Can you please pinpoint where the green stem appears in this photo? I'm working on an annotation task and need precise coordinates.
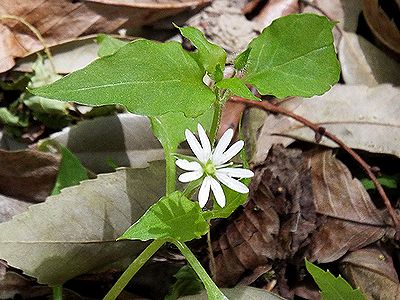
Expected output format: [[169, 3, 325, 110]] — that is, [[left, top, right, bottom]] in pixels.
[[209, 101, 222, 145], [174, 241, 227, 300], [52, 285, 62, 300], [103, 239, 166, 300], [165, 150, 176, 195]]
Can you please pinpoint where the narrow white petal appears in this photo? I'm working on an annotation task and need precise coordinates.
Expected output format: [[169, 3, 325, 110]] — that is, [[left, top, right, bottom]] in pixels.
[[216, 167, 254, 178], [178, 170, 203, 183], [212, 128, 233, 164], [210, 177, 226, 207], [185, 129, 205, 162], [176, 159, 202, 171], [198, 176, 212, 208], [215, 140, 244, 165], [197, 124, 211, 162], [216, 173, 249, 193]]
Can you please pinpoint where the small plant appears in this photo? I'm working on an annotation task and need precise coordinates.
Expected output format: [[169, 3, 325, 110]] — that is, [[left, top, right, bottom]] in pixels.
[[31, 14, 340, 299]]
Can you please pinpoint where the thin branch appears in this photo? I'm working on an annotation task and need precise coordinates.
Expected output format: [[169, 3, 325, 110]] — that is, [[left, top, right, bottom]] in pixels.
[[231, 96, 400, 236]]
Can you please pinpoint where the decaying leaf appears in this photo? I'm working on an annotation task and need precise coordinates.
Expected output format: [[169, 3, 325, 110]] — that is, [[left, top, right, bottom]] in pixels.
[[254, 84, 400, 164], [340, 246, 400, 299], [0, 162, 165, 285], [339, 32, 400, 86], [49, 113, 164, 173], [0, 194, 31, 223], [212, 146, 391, 288], [212, 145, 315, 286], [179, 286, 285, 299], [0, 149, 59, 202], [0, 0, 211, 72], [0, 271, 51, 299]]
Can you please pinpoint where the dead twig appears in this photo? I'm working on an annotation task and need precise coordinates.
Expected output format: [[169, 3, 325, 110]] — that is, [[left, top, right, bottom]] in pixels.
[[231, 95, 400, 237]]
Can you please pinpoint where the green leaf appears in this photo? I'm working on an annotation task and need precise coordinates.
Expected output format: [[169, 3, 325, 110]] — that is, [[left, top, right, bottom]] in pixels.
[[361, 174, 398, 190], [166, 265, 204, 300], [176, 25, 226, 78], [31, 40, 216, 117], [305, 259, 365, 300], [234, 48, 251, 70], [216, 78, 260, 101], [97, 34, 128, 57], [119, 191, 209, 242], [0, 108, 26, 127], [150, 110, 213, 154], [39, 142, 89, 195], [243, 14, 340, 98]]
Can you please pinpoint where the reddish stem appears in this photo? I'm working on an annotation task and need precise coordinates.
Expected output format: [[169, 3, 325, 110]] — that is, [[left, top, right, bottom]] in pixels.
[[231, 96, 400, 236]]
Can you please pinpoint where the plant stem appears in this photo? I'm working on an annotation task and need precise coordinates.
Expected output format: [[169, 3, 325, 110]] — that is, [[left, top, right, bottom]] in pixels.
[[231, 96, 400, 237], [174, 240, 227, 300], [165, 150, 176, 195], [209, 101, 222, 145], [103, 239, 166, 300], [52, 285, 62, 300]]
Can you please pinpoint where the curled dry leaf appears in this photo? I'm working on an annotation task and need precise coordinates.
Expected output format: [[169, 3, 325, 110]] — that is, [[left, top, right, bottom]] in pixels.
[[340, 246, 400, 299], [0, 162, 165, 285], [339, 32, 400, 86], [0, 149, 59, 202], [0, 0, 210, 72], [254, 84, 400, 164], [212, 147, 391, 287], [49, 113, 164, 173], [253, 0, 299, 31], [305, 150, 390, 263]]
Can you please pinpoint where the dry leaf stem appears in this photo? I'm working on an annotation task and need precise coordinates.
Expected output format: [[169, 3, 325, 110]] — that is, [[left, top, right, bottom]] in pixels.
[[231, 95, 400, 236]]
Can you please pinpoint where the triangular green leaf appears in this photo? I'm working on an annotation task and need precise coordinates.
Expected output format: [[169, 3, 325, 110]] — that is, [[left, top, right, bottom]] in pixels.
[[176, 25, 226, 78], [120, 191, 209, 242], [243, 14, 340, 98], [234, 48, 251, 71], [305, 259, 365, 300], [31, 40, 216, 117], [216, 78, 260, 101]]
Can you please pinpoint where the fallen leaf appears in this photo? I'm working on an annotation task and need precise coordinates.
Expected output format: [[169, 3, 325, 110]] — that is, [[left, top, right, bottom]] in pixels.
[[305, 150, 390, 263], [254, 84, 400, 164], [339, 32, 400, 86], [0, 271, 51, 299], [0, 149, 59, 202], [253, 0, 299, 31], [0, 0, 211, 72], [0, 162, 165, 285], [340, 246, 400, 299], [0, 194, 31, 223], [179, 286, 285, 299], [212, 146, 316, 286], [49, 113, 164, 173]]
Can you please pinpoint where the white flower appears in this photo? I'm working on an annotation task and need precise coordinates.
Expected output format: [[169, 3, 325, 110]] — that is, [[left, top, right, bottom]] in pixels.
[[176, 124, 254, 208]]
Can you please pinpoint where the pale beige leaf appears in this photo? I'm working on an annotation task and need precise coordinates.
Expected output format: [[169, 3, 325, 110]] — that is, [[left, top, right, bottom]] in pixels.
[[49, 113, 164, 173], [0, 162, 165, 285], [339, 32, 400, 86], [254, 84, 400, 164]]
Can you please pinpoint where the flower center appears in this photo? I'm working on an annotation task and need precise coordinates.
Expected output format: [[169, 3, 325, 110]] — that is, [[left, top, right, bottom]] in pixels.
[[204, 161, 216, 176]]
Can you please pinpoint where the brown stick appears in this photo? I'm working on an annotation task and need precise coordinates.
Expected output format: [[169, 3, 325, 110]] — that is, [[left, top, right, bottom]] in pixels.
[[231, 96, 400, 235]]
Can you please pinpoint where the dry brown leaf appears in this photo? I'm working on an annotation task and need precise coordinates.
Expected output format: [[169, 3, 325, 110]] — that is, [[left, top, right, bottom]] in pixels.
[[0, 149, 59, 202], [254, 84, 400, 164], [0, 271, 51, 299], [340, 246, 400, 300], [339, 32, 400, 86], [305, 150, 389, 263], [0, 0, 210, 73], [212, 145, 316, 286], [0, 194, 31, 223]]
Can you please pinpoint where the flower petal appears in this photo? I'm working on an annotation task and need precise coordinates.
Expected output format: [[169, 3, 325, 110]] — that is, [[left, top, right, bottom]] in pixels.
[[178, 170, 203, 183], [215, 140, 244, 165], [185, 129, 205, 162], [197, 123, 211, 162], [210, 177, 226, 207], [216, 173, 249, 193], [216, 167, 254, 178], [198, 176, 212, 208], [176, 159, 202, 171], [212, 128, 233, 164]]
